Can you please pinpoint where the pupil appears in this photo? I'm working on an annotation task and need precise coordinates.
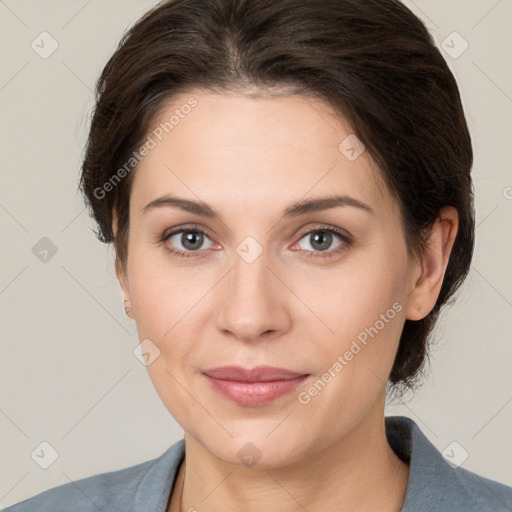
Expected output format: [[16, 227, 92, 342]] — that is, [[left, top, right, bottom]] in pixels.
[[183, 231, 203, 250], [311, 231, 331, 251]]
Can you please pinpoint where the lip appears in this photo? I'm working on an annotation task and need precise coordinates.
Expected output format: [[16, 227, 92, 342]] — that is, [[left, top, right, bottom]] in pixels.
[[202, 366, 310, 406], [203, 366, 307, 382]]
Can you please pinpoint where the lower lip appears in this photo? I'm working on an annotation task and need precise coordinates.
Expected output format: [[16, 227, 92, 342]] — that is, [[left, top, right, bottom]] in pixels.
[[203, 374, 310, 406]]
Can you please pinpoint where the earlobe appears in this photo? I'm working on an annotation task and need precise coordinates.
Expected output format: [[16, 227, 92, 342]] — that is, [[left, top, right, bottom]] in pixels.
[[123, 299, 133, 318], [116, 257, 134, 319], [113, 211, 134, 319], [405, 206, 459, 321]]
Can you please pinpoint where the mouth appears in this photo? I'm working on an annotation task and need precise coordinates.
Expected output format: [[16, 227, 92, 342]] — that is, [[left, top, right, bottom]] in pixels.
[[202, 366, 310, 406]]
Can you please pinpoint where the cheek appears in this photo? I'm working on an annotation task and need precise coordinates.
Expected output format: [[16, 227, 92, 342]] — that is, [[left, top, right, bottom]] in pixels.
[[126, 241, 206, 336], [304, 248, 409, 383], [295, 265, 407, 435], [305, 250, 407, 335]]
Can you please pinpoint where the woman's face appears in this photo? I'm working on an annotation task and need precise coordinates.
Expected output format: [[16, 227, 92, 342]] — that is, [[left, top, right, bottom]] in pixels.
[[117, 89, 420, 466]]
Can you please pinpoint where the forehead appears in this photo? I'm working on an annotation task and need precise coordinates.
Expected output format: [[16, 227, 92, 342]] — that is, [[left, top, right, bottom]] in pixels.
[[131, 89, 392, 217]]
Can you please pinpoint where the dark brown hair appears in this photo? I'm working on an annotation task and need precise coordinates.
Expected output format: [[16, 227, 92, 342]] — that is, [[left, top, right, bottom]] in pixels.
[[79, 0, 474, 395]]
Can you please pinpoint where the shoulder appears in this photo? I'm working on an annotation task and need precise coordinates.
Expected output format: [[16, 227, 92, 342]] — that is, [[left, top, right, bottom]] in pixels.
[[412, 459, 512, 511], [386, 416, 512, 512], [446, 464, 512, 511], [3, 439, 185, 512], [3, 459, 155, 512]]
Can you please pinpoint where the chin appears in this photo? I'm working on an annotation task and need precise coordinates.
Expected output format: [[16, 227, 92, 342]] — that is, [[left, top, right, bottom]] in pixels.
[[195, 429, 310, 469]]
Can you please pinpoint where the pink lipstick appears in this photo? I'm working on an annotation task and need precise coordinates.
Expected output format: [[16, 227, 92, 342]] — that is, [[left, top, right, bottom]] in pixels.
[[202, 366, 310, 406]]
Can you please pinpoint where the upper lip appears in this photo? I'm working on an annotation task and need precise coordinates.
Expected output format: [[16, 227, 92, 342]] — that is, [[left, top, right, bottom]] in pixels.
[[203, 366, 308, 382]]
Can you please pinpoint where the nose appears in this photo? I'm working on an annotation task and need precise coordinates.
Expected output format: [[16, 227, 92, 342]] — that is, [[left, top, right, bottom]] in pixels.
[[215, 248, 291, 343]]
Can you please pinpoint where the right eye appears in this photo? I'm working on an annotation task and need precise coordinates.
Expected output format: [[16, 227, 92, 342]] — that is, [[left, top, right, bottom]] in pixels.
[[160, 225, 219, 258]]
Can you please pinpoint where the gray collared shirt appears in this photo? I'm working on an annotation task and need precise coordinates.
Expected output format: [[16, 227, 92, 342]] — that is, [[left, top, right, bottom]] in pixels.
[[4, 416, 512, 511]]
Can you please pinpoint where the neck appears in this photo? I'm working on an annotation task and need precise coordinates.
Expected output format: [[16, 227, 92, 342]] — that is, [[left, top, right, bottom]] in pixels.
[[168, 399, 409, 512]]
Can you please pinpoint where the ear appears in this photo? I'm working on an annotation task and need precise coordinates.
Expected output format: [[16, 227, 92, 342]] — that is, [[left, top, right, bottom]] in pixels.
[[113, 210, 133, 320], [405, 206, 459, 321], [116, 257, 134, 319]]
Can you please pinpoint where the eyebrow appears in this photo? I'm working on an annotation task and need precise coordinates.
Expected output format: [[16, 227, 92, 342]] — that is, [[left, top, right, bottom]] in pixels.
[[141, 194, 374, 218]]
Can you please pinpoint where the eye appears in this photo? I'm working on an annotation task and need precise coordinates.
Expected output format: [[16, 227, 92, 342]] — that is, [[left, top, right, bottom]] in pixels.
[[160, 225, 217, 258], [293, 226, 352, 258], [159, 223, 353, 259]]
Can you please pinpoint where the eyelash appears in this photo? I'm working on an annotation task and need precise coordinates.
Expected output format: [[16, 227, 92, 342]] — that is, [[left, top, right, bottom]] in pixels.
[[159, 223, 353, 259]]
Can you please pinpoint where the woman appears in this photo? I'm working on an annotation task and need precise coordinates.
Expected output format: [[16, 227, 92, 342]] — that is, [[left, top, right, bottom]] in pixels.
[[5, 0, 512, 510]]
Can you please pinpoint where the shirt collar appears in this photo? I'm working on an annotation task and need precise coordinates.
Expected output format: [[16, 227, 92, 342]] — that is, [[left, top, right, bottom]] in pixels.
[[132, 415, 505, 511]]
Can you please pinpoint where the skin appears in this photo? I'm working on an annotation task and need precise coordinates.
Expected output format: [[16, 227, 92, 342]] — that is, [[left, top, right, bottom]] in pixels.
[[115, 89, 458, 512]]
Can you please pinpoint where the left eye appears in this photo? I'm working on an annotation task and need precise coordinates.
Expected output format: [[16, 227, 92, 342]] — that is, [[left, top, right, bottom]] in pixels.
[[295, 229, 347, 253]]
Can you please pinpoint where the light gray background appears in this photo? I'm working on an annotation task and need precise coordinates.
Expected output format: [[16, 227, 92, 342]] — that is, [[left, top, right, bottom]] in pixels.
[[0, 0, 511, 508]]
